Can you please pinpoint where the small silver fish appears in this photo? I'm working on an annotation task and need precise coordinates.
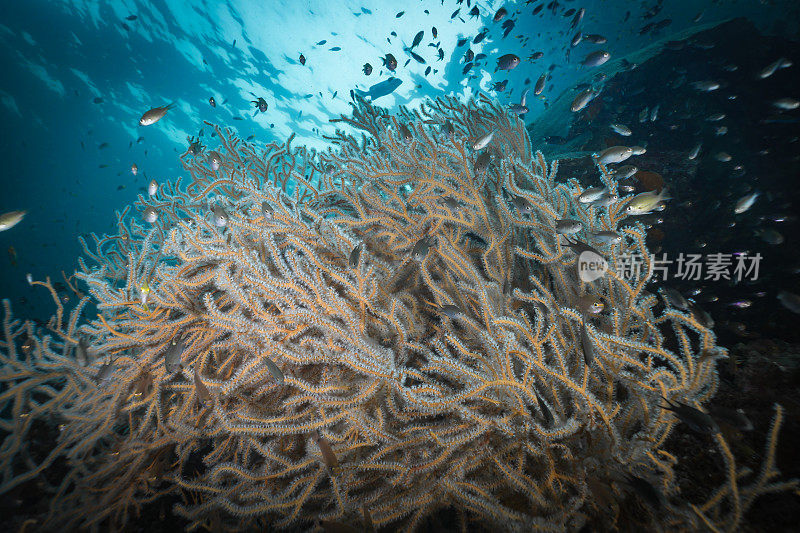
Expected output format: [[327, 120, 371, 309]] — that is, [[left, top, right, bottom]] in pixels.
[[773, 97, 800, 110], [263, 356, 285, 384], [212, 204, 228, 227], [439, 304, 462, 319], [206, 150, 223, 171], [714, 152, 732, 162], [165, 338, 184, 373], [613, 165, 638, 179], [593, 230, 621, 244], [412, 235, 434, 260], [534, 74, 546, 95], [143, 207, 158, 224], [582, 50, 610, 67], [688, 142, 702, 160], [148, 179, 158, 196], [570, 88, 596, 112], [630, 146, 646, 155], [472, 130, 495, 150], [734, 192, 758, 214], [0, 210, 26, 231], [555, 219, 583, 235], [757, 57, 792, 79], [578, 186, 607, 204], [139, 103, 175, 126], [692, 80, 720, 92], [596, 146, 633, 165], [610, 123, 632, 136]]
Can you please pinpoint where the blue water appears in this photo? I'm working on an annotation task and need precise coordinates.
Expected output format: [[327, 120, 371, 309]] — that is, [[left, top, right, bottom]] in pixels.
[[0, 0, 796, 319]]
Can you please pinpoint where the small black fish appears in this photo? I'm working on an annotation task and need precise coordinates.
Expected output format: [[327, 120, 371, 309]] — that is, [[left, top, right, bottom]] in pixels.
[[431, 26, 438, 39], [208, 96, 216, 107], [661, 398, 720, 434], [464, 49, 474, 62], [463, 232, 487, 246], [424, 66, 431, 76], [623, 475, 662, 510], [316, 40, 327, 45], [396, 11, 404, 18], [361, 7, 371, 14], [362, 63, 372, 75], [533, 4, 544, 15], [493, 7, 508, 22], [468, 6, 480, 19], [382, 54, 397, 71], [410, 30, 424, 49], [121, 22, 130, 31], [329, 46, 341, 51], [299, 53, 306, 65], [462, 62, 473, 75], [125, 15, 137, 21], [349, 243, 362, 268], [93, 97, 104, 104], [451, 9, 460, 19], [409, 50, 425, 64], [473, 31, 487, 44]]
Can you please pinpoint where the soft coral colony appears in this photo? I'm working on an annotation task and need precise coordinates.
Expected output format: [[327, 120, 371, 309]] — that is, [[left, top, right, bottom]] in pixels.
[[0, 95, 795, 531]]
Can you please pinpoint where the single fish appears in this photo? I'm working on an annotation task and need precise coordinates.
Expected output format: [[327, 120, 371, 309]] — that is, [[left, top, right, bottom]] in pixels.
[[610, 123, 632, 136], [578, 186, 607, 204], [139, 103, 175, 126], [165, 338, 184, 373], [206, 150, 223, 171], [398, 123, 413, 143], [473, 152, 491, 174], [412, 235, 434, 260], [209, 96, 216, 107], [734, 192, 759, 214], [143, 207, 158, 224], [495, 53, 521, 72], [410, 30, 424, 49], [596, 146, 633, 165], [593, 231, 622, 244], [263, 356, 285, 384], [777, 290, 800, 313], [571, 88, 596, 112], [382, 54, 397, 71], [148, 179, 158, 196], [555, 219, 583, 234], [439, 304, 463, 319], [687, 142, 702, 160], [534, 73, 546, 95], [493, 7, 508, 22], [661, 398, 719, 434], [194, 365, 213, 408], [212, 204, 228, 227], [131, 163, 138, 175], [362, 63, 372, 75], [692, 80, 719, 92], [311, 430, 341, 475], [472, 130, 495, 150], [773, 97, 800, 110], [0, 210, 26, 231], [625, 188, 670, 216], [582, 50, 610, 67], [349, 243, 362, 268], [581, 320, 594, 366]]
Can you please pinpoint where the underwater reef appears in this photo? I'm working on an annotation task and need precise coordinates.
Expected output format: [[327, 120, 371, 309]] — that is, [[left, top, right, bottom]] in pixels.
[[0, 95, 796, 532]]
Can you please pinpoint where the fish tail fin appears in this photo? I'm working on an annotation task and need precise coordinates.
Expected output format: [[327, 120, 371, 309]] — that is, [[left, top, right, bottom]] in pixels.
[[165, 101, 177, 110], [659, 187, 671, 201]]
